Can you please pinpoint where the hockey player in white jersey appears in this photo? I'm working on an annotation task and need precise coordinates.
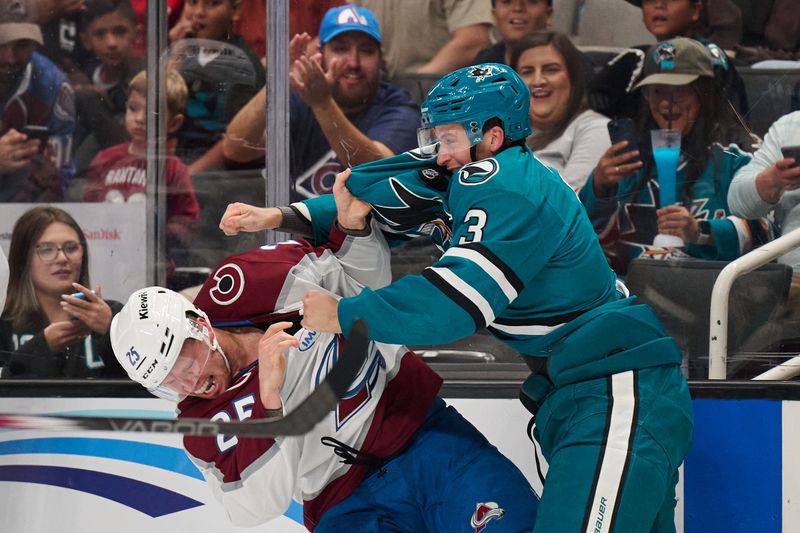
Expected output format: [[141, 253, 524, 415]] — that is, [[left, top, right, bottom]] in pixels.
[[110, 186, 538, 531]]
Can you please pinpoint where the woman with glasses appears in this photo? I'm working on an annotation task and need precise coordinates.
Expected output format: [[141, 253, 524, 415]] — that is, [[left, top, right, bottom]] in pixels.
[[579, 37, 771, 276], [0, 206, 126, 378]]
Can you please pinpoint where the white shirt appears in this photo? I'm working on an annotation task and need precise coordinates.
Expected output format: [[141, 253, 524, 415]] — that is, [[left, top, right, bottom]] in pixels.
[[533, 109, 611, 191], [728, 111, 800, 269]]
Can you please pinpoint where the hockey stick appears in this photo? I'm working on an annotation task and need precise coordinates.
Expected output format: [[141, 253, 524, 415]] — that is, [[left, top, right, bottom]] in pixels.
[[0, 320, 370, 438]]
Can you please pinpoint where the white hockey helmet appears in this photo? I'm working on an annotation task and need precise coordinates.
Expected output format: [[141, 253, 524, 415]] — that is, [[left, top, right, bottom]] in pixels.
[[110, 287, 223, 401]]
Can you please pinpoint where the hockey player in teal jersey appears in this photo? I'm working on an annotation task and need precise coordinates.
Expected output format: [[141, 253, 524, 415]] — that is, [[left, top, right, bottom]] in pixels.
[[293, 63, 694, 533]]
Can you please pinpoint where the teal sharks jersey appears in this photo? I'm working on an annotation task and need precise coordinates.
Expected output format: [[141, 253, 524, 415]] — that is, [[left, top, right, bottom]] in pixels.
[[336, 146, 620, 354]]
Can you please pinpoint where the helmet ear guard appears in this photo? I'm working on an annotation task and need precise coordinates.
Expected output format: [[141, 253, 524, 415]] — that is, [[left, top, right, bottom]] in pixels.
[[420, 63, 532, 149]]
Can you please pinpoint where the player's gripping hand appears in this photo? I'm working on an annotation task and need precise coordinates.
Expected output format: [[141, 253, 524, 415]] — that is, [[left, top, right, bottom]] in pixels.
[[219, 202, 283, 236], [301, 290, 342, 334], [257, 322, 298, 410], [334, 169, 372, 231]]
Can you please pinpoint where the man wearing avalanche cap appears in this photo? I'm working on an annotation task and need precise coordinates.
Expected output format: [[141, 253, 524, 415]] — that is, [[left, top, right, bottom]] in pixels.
[[0, 0, 75, 202], [223, 4, 420, 201]]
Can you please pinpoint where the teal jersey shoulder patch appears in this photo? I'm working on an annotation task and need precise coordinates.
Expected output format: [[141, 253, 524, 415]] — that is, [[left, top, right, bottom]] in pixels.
[[457, 159, 499, 185]]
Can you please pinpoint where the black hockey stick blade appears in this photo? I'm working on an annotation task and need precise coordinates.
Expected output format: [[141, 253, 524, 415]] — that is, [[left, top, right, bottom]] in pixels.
[[0, 319, 371, 438]]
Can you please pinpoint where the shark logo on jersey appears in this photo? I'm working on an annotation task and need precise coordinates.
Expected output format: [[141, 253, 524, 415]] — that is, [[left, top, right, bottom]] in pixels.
[[458, 159, 499, 185], [209, 263, 245, 306], [470, 502, 506, 532], [371, 177, 452, 243]]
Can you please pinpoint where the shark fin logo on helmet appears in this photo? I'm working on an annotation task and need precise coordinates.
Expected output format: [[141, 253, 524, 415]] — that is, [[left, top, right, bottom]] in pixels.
[[467, 65, 501, 82], [470, 502, 506, 532], [458, 159, 499, 185]]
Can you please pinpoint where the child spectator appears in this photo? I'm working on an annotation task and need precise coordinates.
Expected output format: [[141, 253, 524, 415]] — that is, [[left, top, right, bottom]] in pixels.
[[83, 70, 200, 259], [474, 0, 553, 66], [589, 0, 748, 121], [73, 0, 145, 172], [171, 0, 265, 175]]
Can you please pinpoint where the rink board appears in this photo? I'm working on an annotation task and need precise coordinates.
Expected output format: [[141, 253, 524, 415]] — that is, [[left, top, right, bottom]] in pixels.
[[0, 395, 795, 533]]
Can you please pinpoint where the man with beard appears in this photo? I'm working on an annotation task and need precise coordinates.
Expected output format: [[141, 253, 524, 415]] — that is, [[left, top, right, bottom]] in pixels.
[[223, 4, 420, 201], [0, 3, 75, 202]]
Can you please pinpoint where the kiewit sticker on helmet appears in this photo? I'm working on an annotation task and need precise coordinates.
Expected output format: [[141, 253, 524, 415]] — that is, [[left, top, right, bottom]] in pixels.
[[458, 159, 499, 186]]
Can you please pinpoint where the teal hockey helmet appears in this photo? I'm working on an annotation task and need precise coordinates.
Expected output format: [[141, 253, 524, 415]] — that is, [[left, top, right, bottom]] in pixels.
[[418, 63, 531, 153]]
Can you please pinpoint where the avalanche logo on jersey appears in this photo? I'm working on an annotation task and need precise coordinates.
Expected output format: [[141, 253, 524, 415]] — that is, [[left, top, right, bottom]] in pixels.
[[458, 159, 499, 186], [209, 263, 245, 306], [315, 338, 385, 431], [470, 502, 506, 532]]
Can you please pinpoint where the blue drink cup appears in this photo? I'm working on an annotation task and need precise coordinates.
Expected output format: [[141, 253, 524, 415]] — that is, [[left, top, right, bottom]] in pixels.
[[651, 129, 684, 248]]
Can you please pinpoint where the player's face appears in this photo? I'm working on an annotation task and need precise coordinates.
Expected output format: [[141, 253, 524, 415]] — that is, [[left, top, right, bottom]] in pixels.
[[162, 337, 231, 400], [644, 83, 700, 136], [184, 0, 237, 41], [125, 90, 147, 147], [323, 32, 381, 115], [82, 10, 136, 68], [29, 222, 84, 298], [516, 44, 571, 129], [0, 39, 36, 82], [434, 123, 494, 172], [641, 0, 701, 41], [493, 0, 552, 44]]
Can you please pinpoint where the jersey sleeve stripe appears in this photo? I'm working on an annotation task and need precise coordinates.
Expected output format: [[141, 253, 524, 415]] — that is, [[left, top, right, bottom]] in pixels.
[[445, 244, 522, 302], [421, 268, 489, 330], [488, 322, 565, 336], [459, 242, 524, 291]]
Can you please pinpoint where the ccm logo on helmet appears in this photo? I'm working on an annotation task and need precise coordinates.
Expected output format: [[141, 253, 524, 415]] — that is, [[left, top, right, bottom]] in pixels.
[[209, 263, 245, 306]]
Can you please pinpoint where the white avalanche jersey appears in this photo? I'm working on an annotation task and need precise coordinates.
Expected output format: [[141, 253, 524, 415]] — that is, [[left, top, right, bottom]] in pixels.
[[180, 222, 442, 530]]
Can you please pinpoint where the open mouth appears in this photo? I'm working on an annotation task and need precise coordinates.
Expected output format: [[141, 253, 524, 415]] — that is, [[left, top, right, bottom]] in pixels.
[[193, 375, 216, 396], [531, 88, 552, 99]]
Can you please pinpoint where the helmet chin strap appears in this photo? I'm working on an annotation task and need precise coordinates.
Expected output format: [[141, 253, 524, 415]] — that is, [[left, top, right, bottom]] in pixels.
[[212, 337, 231, 374], [470, 144, 478, 162]]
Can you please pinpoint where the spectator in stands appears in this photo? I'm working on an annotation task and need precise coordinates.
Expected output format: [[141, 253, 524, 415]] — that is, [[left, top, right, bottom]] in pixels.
[[0, 6, 75, 202], [728, 111, 800, 269], [170, 0, 265, 175], [228, 0, 345, 59], [0, 206, 126, 379], [26, 0, 93, 81], [352, 0, 492, 77], [131, 0, 184, 55], [732, 0, 800, 63], [589, 0, 748, 120], [83, 70, 199, 261], [695, 0, 742, 52], [73, 0, 144, 173], [580, 38, 769, 276], [473, 0, 552, 66], [511, 31, 610, 190], [223, 4, 420, 201]]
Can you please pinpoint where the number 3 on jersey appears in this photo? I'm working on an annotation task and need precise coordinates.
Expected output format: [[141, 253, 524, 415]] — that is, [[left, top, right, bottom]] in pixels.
[[459, 209, 488, 244]]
